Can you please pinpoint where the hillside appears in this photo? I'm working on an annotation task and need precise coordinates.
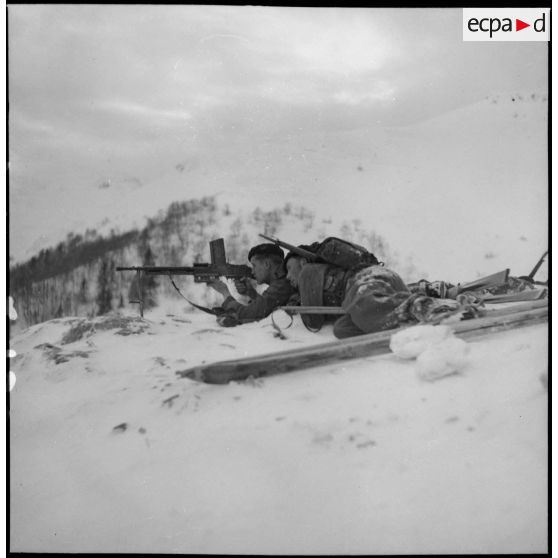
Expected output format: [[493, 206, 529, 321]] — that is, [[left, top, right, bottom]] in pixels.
[[9, 93, 548, 332], [10, 92, 548, 284]]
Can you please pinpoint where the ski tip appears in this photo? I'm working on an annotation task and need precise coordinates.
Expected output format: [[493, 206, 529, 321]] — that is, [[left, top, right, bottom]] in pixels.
[[176, 366, 233, 384], [176, 367, 206, 382]]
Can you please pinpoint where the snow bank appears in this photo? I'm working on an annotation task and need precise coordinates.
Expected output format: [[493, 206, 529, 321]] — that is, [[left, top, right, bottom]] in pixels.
[[416, 336, 470, 381], [9, 309, 548, 554], [390, 324, 453, 359]]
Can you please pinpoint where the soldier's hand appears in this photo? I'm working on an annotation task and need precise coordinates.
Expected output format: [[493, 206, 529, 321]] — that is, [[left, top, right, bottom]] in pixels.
[[283, 293, 301, 316], [234, 278, 248, 294], [234, 278, 257, 298]]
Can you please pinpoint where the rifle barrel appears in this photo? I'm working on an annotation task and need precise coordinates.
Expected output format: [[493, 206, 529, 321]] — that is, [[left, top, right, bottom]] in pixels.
[[116, 266, 199, 273], [258, 234, 319, 261], [116, 265, 252, 277]]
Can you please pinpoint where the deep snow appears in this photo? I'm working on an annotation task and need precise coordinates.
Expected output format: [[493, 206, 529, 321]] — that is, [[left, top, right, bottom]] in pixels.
[[9, 302, 548, 554]]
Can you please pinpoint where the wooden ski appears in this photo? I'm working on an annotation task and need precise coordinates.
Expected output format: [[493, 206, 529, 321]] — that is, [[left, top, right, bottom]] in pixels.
[[455, 268, 510, 293], [482, 288, 547, 304], [176, 300, 548, 385]]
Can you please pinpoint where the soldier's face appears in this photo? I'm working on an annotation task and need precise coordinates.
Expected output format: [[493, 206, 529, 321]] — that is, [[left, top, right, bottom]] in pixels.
[[286, 257, 306, 288], [250, 258, 270, 284]]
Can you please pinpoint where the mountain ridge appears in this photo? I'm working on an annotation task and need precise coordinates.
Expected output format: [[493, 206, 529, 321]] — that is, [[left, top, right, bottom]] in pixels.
[[10, 92, 547, 272]]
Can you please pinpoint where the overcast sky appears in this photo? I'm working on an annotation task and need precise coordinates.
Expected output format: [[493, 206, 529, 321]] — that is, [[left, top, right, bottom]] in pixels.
[[8, 5, 548, 212]]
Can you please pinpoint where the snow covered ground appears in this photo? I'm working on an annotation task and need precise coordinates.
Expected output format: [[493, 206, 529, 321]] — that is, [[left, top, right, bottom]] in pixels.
[[9, 302, 548, 554]]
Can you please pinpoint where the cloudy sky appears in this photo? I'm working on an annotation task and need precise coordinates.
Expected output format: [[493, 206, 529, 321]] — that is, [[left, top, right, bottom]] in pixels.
[[8, 5, 548, 260]]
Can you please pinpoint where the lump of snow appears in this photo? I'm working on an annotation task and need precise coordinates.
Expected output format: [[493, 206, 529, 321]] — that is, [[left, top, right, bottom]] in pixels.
[[9, 296, 18, 321], [389, 324, 452, 359], [9, 371, 16, 392], [390, 324, 470, 382], [416, 337, 470, 382]]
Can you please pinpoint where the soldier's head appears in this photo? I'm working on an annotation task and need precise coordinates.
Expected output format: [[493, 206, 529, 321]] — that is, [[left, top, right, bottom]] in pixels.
[[284, 245, 317, 288], [248, 243, 285, 284], [285, 255, 307, 288]]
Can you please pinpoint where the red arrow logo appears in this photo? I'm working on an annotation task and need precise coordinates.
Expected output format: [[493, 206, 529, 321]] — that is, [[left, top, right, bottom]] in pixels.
[[516, 19, 530, 31]]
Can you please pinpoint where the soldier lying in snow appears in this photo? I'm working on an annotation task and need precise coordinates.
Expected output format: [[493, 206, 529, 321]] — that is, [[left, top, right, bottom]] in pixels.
[[284, 248, 413, 338], [283, 242, 494, 338], [209, 234, 545, 335], [208, 243, 295, 327], [284, 242, 545, 338]]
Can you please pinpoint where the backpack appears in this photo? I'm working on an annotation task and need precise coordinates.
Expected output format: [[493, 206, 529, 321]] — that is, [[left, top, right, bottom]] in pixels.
[[314, 237, 380, 270]]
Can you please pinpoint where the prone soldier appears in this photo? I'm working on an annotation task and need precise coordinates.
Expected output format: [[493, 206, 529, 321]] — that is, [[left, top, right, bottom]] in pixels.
[[283, 246, 410, 338], [208, 243, 295, 327]]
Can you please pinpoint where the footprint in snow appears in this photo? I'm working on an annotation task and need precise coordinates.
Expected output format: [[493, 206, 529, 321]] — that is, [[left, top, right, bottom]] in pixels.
[[312, 433, 334, 446], [191, 328, 230, 335], [347, 432, 377, 449], [356, 440, 377, 449], [162, 394, 180, 408]]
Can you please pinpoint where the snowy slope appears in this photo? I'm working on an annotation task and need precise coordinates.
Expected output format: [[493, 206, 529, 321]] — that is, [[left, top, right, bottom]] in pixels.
[[9, 304, 548, 554], [10, 93, 548, 283]]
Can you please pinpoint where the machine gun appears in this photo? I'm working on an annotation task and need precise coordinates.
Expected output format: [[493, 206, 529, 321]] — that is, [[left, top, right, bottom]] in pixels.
[[117, 238, 253, 316]]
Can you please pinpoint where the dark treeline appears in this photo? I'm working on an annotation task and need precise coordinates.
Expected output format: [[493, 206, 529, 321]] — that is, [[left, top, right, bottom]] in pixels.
[[10, 229, 140, 289], [8, 195, 233, 329]]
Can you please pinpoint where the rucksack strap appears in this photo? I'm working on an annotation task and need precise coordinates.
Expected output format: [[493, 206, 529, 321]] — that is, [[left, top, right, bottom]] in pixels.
[[167, 274, 222, 316], [298, 264, 329, 331]]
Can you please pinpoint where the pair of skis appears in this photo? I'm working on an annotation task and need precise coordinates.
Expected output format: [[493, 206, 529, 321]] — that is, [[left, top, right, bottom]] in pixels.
[[177, 299, 548, 385]]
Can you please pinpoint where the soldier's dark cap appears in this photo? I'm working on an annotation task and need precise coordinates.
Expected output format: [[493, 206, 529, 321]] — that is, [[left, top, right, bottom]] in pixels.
[[248, 243, 285, 261]]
